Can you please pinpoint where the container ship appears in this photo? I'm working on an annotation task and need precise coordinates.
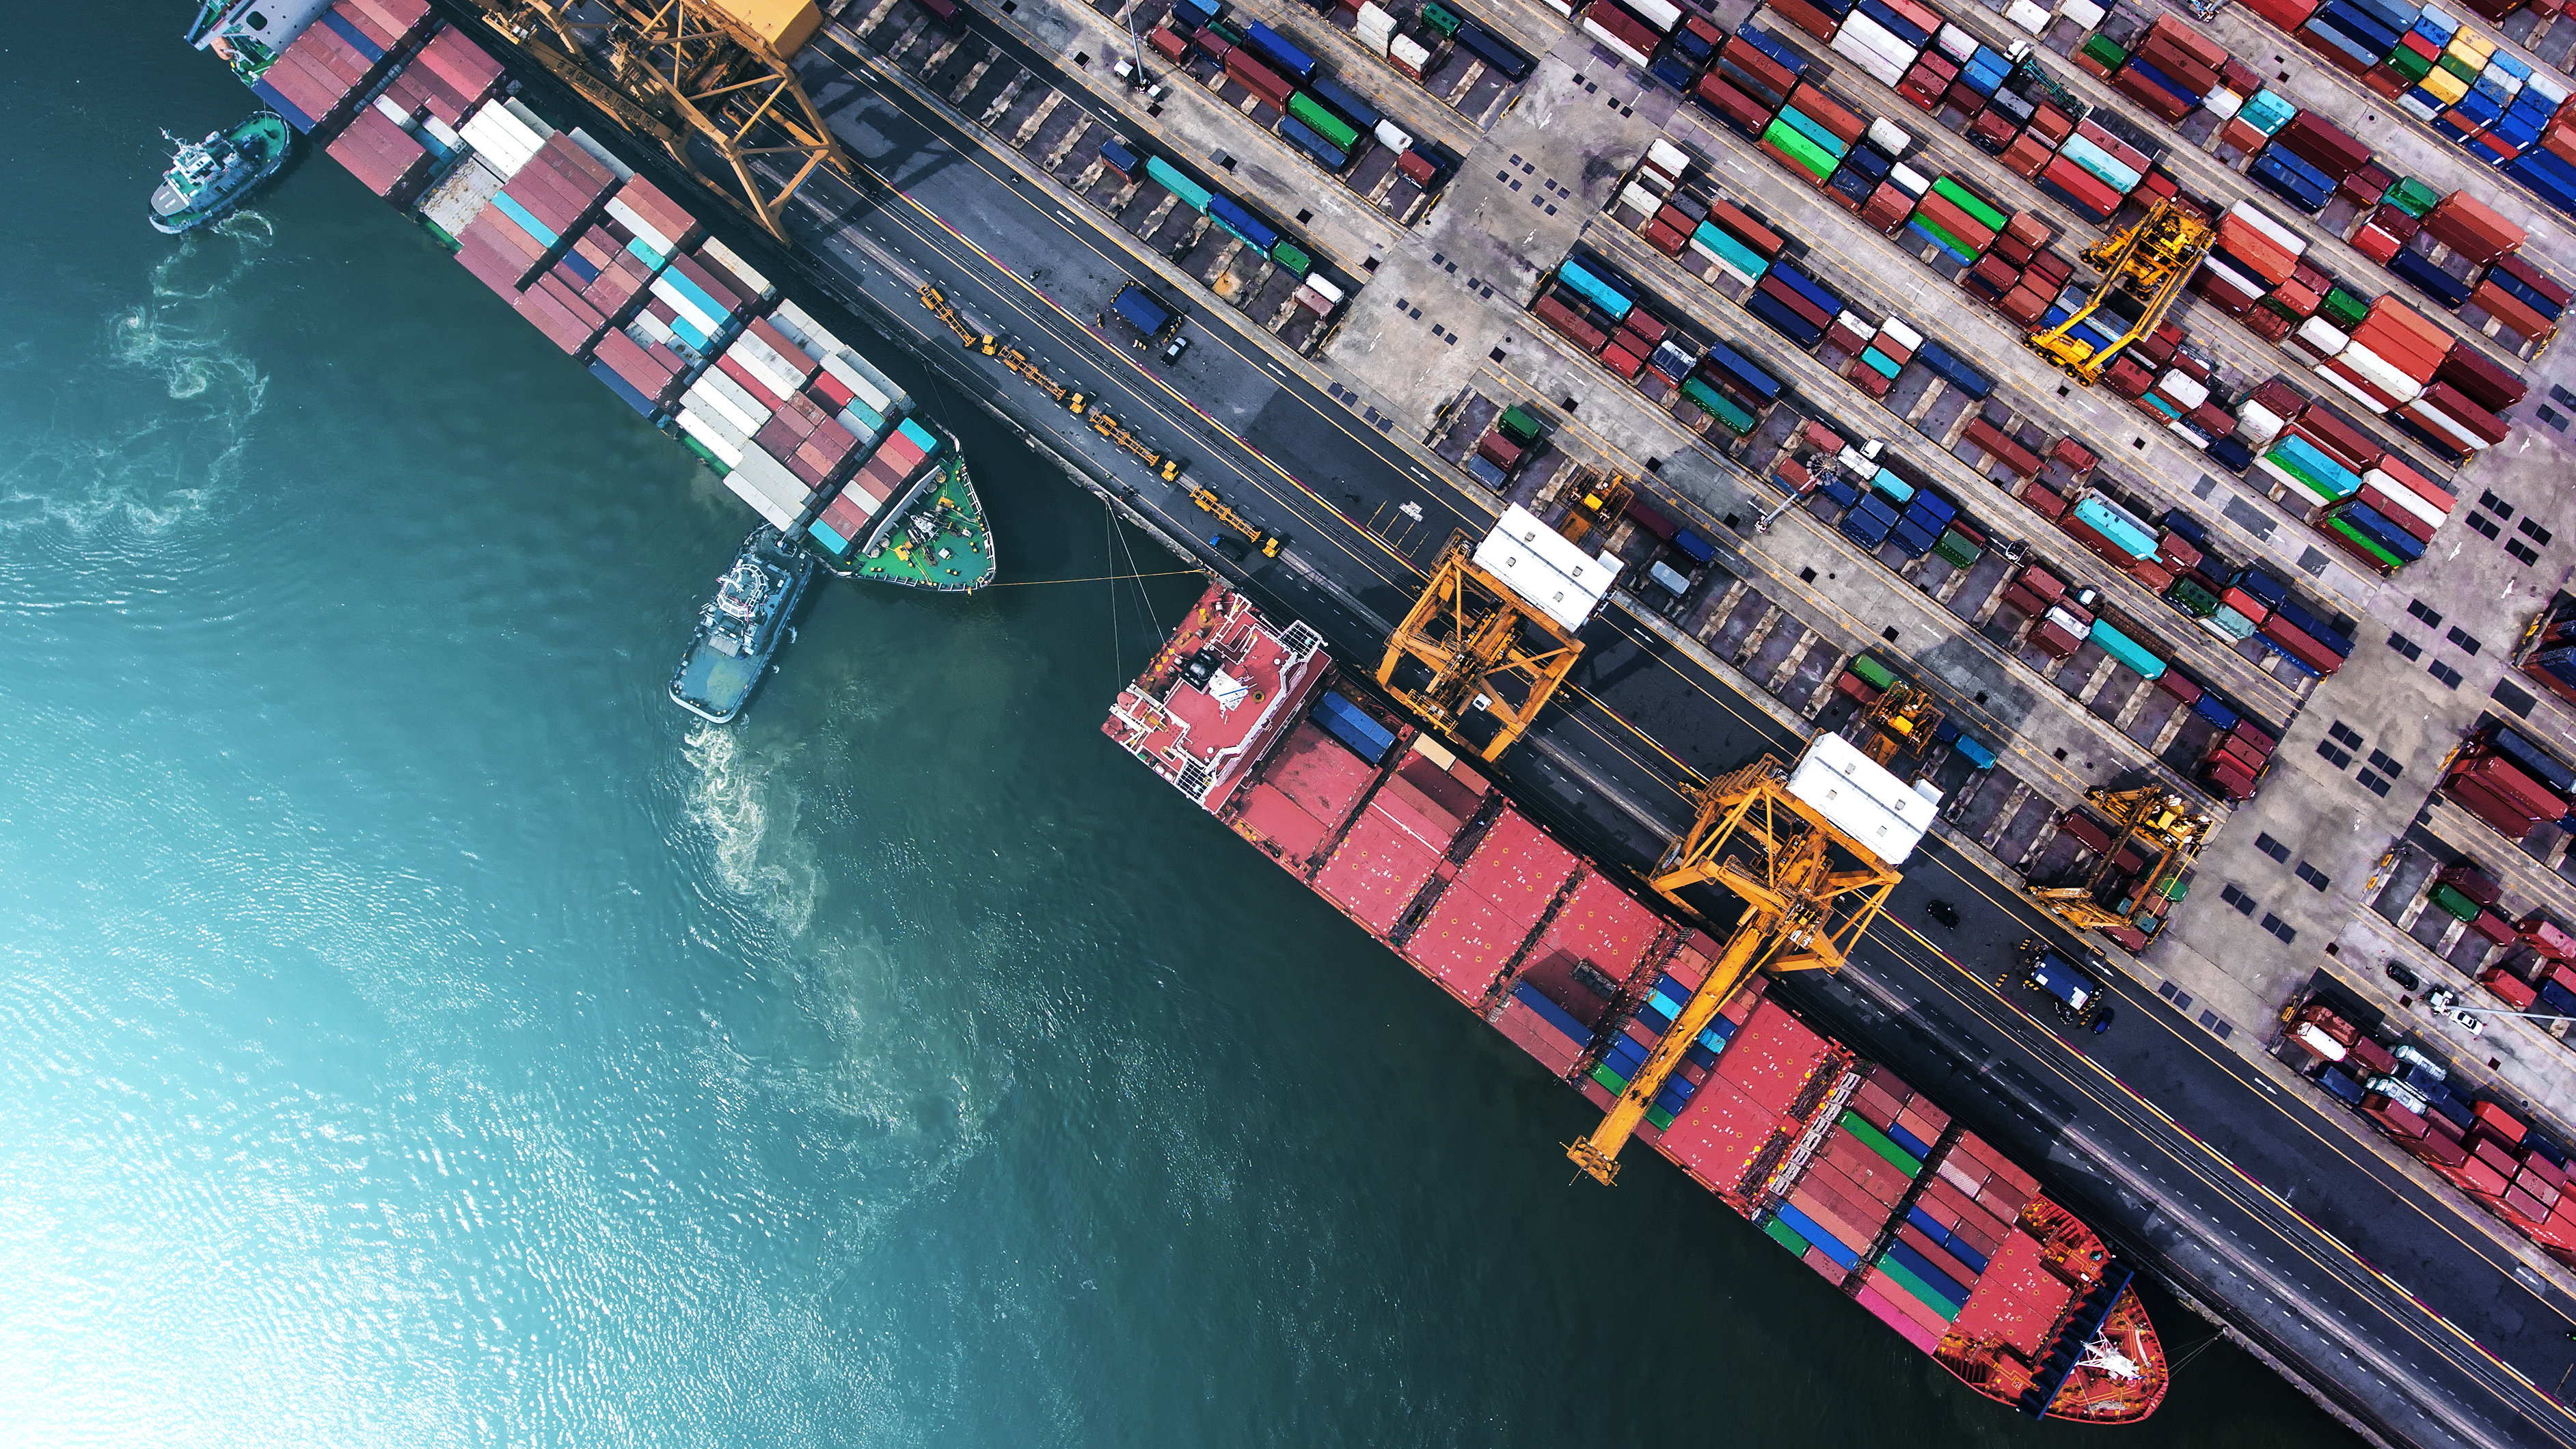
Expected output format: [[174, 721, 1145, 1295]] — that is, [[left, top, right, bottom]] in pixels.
[[181, 0, 994, 592], [1104, 582, 2169, 1424]]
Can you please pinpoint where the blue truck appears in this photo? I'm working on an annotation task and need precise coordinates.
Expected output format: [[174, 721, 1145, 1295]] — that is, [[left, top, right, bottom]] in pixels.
[[2018, 938, 2113, 1032]]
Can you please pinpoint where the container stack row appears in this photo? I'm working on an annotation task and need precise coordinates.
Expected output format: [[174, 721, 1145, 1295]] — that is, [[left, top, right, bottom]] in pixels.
[[251, 0, 437, 136], [2284, 997, 2576, 1269], [2515, 594, 2576, 707], [1111, 144, 1342, 323], [2240, 375, 2462, 573], [1529, 245, 1785, 440], [1158, 0, 1441, 188], [2441, 721, 2576, 840]]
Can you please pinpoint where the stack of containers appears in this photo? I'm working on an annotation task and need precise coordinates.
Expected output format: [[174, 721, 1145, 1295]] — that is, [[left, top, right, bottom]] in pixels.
[[2253, 112, 2370, 213], [2113, 16, 2224, 122], [2320, 296, 2443, 411], [2202, 201, 2308, 321], [403, 23, 506, 123], [1831, 0, 1921, 90], [2474, 255, 2569, 343], [1867, 1132, 2035, 1335], [1694, 29, 1800, 139], [1694, 200, 1785, 285], [1750, 260, 1846, 348], [1582, 0, 1671, 73], [2442, 724, 2576, 839], [327, 91, 440, 204], [1767, 1081, 1925, 1287], [2041, 119, 2147, 222], [1765, 82, 1866, 188], [252, 0, 426, 134], [2517, 595, 2576, 708], [1687, 340, 1783, 432], [1910, 175, 2007, 262]]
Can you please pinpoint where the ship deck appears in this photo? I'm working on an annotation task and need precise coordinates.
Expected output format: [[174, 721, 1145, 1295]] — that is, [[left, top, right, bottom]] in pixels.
[[672, 645, 761, 720], [839, 456, 994, 591]]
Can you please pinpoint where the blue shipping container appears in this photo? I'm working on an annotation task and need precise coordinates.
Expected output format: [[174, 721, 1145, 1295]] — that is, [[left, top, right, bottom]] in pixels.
[[1314, 690, 1395, 763], [1745, 288, 1824, 347], [1672, 527, 1717, 565], [1245, 22, 1319, 81], [1278, 115, 1349, 171], [1206, 194, 1281, 253], [1916, 340, 1994, 397], [1514, 983, 1591, 1044], [1703, 339, 1782, 400], [1309, 76, 1383, 133]]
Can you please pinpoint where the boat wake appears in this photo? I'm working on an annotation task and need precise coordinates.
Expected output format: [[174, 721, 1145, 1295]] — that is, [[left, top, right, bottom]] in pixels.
[[0, 213, 271, 540], [681, 722, 821, 939]]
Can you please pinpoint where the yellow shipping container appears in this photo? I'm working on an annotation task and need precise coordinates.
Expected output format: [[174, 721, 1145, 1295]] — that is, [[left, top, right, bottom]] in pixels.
[[709, 0, 823, 57], [2419, 66, 2471, 105], [2444, 31, 2495, 66]]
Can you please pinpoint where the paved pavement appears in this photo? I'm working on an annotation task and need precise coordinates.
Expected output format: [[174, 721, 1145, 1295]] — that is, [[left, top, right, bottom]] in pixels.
[[483, 8, 2576, 1443]]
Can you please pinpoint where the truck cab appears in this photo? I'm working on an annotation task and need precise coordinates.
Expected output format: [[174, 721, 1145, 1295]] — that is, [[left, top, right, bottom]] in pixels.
[[2019, 938, 2111, 1031]]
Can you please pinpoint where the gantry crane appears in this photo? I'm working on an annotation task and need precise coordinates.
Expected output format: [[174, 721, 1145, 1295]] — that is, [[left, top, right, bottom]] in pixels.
[[2027, 785, 2210, 950], [2024, 199, 2215, 385], [1187, 485, 1282, 557], [1567, 750, 1906, 1184], [994, 342, 1086, 415], [919, 284, 995, 352], [463, 0, 849, 242], [1378, 508, 1605, 761], [1089, 408, 1182, 481], [1855, 678, 1944, 775]]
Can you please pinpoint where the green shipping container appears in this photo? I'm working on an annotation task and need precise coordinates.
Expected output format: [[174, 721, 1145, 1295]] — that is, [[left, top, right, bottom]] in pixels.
[[2439, 53, 2480, 81], [1591, 1062, 1631, 1095], [1931, 177, 2009, 232], [2081, 36, 2128, 68], [1271, 241, 1312, 276], [1500, 405, 1545, 443], [1851, 655, 1899, 691], [679, 436, 732, 477], [2389, 46, 2435, 82], [1422, 1, 1463, 34], [2430, 882, 2484, 923], [2387, 177, 2442, 216], [1286, 92, 1361, 153], [1913, 213, 1975, 258], [2168, 578, 2222, 618], [1776, 106, 1851, 159], [1646, 1105, 1677, 1130], [1761, 118, 1837, 180], [2327, 515, 2407, 569], [1934, 529, 1982, 567], [1839, 1110, 1923, 1174], [1145, 155, 1213, 213], [2320, 288, 2370, 328], [1877, 1255, 1966, 1321], [1764, 1216, 1811, 1256], [1711, 394, 1758, 434]]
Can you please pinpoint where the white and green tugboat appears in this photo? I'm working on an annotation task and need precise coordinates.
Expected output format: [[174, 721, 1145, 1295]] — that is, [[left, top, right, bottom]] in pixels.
[[149, 112, 291, 234]]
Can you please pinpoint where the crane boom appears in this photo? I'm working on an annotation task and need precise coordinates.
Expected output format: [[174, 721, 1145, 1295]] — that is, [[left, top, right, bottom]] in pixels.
[[1568, 752, 1907, 1184]]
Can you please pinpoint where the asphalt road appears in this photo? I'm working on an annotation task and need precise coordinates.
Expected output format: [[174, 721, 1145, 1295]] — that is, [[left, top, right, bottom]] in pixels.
[[496, 14, 2576, 1443]]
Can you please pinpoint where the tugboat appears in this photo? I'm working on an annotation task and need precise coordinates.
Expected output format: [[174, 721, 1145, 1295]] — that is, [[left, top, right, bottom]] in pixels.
[[148, 111, 292, 234], [668, 528, 817, 724]]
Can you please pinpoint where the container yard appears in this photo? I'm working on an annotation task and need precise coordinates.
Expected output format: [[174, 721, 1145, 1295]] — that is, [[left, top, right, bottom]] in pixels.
[[1104, 577, 2169, 1424], [187, 0, 997, 599]]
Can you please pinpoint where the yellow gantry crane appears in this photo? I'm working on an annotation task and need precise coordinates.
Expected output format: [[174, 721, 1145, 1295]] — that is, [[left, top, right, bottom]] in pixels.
[[2027, 785, 2210, 947], [1856, 680, 1944, 774], [2024, 199, 2216, 385], [1378, 510, 1601, 763], [465, 0, 849, 241], [1568, 750, 1906, 1184], [1552, 473, 1632, 550]]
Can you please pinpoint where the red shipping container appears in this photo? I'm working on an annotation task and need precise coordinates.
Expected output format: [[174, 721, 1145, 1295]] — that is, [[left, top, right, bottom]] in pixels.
[[1707, 201, 1786, 258], [1695, 72, 1774, 134], [1768, 0, 1842, 42], [2431, 347, 2528, 414], [2495, 254, 2573, 310]]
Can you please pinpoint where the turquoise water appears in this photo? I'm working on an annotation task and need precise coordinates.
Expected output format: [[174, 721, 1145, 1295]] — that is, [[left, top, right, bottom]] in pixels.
[[0, 19, 2353, 1447]]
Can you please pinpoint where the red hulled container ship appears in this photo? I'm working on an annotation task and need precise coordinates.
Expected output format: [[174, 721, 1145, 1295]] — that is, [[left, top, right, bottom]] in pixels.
[[1105, 584, 2169, 1424]]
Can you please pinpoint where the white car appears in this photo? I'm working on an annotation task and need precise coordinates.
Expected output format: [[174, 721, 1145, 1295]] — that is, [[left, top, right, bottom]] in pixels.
[[2447, 1007, 2486, 1035]]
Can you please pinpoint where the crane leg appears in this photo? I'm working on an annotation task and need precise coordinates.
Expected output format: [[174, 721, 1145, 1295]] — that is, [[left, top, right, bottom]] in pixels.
[[1567, 908, 1778, 1184]]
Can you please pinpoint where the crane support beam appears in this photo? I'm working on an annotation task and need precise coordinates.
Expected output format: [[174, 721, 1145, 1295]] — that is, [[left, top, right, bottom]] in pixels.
[[467, 0, 851, 243], [2024, 200, 2215, 386], [1568, 755, 1903, 1184], [2026, 785, 2210, 951], [1378, 532, 1584, 762]]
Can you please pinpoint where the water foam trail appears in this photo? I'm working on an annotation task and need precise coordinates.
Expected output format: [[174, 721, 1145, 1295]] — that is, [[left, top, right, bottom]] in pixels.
[[681, 722, 821, 940], [0, 213, 270, 541]]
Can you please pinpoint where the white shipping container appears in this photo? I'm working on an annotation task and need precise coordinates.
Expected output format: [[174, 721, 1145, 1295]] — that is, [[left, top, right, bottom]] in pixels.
[[678, 409, 748, 469], [1787, 732, 1937, 867], [2313, 362, 2395, 414], [1831, 13, 1917, 72], [1622, 0, 1683, 33], [2197, 257, 2264, 302], [1866, 117, 1914, 155], [699, 237, 775, 302], [2155, 372, 2210, 410], [1936, 23, 1977, 61], [627, 310, 676, 347], [2412, 401, 2494, 450], [500, 98, 555, 143], [1375, 119, 1415, 152], [2337, 344, 2426, 405], [1646, 137, 1694, 179], [768, 301, 841, 361], [721, 455, 806, 532], [2226, 200, 2309, 258], [2166, 419, 2212, 450], [1389, 34, 1428, 67], [1691, 236, 1759, 286], [694, 366, 774, 432], [1878, 317, 1924, 350], [1542, 0, 1575, 14], [564, 127, 634, 180], [677, 398, 748, 453], [727, 338, 807, 401], [605, 198, 675, 260], [1305, 274, 1347, 305], [2005, 0, 2055, 33], [2398, 94, 2445, 122], [1471, 504, 1613, 634], [1582, 21, 1653, 73], [2296, 316, 2350, 357], [1357, 27, 1394, 57], [373, 93, 415, 128], [2530, 74, 2571, 105], [459, 105, 537, 175], [2059, 0, 2105, 27], [1890, 163, 1932, 196], [421, 113, 464, 152], [1619, 181, 1666, 217], [650, 275, 727, 344], [685, 379, 764, 441], [822, 352, 899, 417], [1843, 46, 1910, 89], [2236, 400, 2286, 444], [1355, 3, 1396, 33], [2202, 87, 2242, 120], [2363, 470, 2450, 530]]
